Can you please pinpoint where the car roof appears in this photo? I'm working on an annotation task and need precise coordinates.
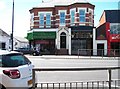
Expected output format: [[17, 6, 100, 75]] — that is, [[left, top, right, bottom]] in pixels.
[[0, 50, 21, 55]]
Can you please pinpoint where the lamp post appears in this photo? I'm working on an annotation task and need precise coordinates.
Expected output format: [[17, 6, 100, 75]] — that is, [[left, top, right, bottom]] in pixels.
[[11, 0, 14, 51]]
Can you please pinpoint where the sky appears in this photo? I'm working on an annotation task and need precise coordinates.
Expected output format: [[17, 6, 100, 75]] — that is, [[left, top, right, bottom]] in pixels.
[[0, 0, 119, 38]]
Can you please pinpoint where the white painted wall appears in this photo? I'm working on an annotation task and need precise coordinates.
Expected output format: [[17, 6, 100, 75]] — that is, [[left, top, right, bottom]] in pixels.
[[0, 36, 29, 50], [68, 28, 71, 55], [0, 35, 10, 50], [0, 29, 29, 50], [56, 27, 71, 55], [56, 27, 68, 49], [13, 38, 29, 49], [93, 28, 107, 55]]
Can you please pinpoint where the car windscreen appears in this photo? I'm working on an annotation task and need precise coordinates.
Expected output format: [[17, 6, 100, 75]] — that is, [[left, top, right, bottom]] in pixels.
[[0, 53, 31, 67]]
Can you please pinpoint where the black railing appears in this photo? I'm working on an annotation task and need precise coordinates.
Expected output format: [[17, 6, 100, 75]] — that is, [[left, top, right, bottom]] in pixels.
[[78, 49, 120, 57], [32, 67, 120, 89], [36, 80, 120, 89]]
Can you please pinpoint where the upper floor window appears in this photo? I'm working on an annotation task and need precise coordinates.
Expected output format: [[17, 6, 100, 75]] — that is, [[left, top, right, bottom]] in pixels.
[[110, 24, 120, 34], [60, 12, 65, 25], [46, 13, 51, 26], [71, 10, 75, 24], [79, 10, 85, 22], [89, 10, 93, 23], [30, 13, 34, 26], [39, 13, 44, 26]]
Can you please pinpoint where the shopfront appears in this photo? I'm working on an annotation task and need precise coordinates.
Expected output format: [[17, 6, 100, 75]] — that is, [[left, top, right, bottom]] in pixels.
[[27, 31, 56, 55], [109, 34, 120, 56], [71, 26, 93, 55]]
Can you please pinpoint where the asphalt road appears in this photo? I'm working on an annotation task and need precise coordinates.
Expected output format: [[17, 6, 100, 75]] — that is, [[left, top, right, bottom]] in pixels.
[[26, 55, 120, 84]]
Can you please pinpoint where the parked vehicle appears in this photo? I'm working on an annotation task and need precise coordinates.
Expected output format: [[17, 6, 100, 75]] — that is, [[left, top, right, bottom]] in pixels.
[[14, 47, 40, 56], [14, 47, 34, 55], [0, 50, 34, 89]]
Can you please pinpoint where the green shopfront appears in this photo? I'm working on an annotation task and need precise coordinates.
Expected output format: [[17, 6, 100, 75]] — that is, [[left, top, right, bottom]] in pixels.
[[27, 31, 56, 55]]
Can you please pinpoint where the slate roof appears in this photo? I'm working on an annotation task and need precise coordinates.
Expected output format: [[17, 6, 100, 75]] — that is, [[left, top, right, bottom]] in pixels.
[[105, 10, 120, 23]]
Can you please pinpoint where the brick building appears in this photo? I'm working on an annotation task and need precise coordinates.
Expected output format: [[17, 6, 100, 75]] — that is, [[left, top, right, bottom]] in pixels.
[[27, 0, 95, 55], [93, 10, 120, 56]]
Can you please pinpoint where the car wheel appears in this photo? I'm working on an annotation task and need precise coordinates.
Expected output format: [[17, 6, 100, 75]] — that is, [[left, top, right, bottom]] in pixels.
[[33, 52, 36, 56]]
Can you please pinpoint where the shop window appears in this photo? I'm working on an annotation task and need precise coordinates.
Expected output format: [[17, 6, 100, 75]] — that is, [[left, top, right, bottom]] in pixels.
[[110, 24, 120, 34]]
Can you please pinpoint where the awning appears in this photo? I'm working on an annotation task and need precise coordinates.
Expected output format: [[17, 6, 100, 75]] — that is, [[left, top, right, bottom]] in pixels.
[[27, 32, 56, 40]]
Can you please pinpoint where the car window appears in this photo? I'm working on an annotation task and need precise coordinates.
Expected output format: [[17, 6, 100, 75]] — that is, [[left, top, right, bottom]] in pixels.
[[1, 53, 31, 67]]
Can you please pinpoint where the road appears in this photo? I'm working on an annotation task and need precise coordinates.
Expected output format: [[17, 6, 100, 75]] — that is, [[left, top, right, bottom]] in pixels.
[[26, 55, 120, 84]]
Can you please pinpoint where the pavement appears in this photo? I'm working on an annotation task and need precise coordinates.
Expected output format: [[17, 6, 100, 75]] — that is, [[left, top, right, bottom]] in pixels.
[[26, 54, 120, 60], [26, 54, 120, 84]]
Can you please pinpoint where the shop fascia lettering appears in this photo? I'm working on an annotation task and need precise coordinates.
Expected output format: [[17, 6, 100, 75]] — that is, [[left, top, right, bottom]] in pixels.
[[112, 35, 120, 40]]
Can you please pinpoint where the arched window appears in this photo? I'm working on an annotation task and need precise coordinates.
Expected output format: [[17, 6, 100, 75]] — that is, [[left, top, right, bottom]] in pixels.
[[60, 32, 66, 36]]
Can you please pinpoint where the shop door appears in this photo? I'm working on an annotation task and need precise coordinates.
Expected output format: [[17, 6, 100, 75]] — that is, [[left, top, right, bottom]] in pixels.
[[60, 32, 66, 48], [97, 44, 104, 56]]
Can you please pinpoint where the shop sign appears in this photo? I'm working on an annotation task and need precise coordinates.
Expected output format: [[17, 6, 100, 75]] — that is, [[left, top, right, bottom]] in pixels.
[[35, 40, 49, 44], [111, 35, 120, 40], [27, 32, 56, 40]]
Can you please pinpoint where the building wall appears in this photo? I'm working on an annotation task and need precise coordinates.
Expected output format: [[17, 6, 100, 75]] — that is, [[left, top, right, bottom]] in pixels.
[[14, 39, 29, 49], [99, 11, 106, 26], [28, 2, 95, 55], [30, 3, 95, 29], [95, 10, 120, 56], [93, 28, 107, 55], [0, 35, 10, 50]]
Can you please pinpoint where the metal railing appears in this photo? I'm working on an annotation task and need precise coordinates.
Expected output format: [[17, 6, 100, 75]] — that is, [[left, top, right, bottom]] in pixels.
[[35, 80, 120, 89], [32, 67, 120, 89], [78, 49, 120, 57]]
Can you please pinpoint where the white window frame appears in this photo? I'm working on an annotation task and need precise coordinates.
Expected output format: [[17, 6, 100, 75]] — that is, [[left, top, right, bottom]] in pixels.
[[59, 10, 67, 26], [38, 12, 52, 28], [89, 8, 93, 23], [39, 13, 44, 28], [78, 8, 86, 23], [30, 13, 34, 27], [46, 13, 51, 28], [70, 8, 76, 25]]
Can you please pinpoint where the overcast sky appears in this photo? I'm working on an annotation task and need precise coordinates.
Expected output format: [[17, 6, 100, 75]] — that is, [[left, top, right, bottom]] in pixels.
[[0, 0, 119, 38]]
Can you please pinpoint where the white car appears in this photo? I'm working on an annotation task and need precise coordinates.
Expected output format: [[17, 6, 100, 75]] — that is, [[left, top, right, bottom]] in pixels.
[[0, 50, 34, 89]]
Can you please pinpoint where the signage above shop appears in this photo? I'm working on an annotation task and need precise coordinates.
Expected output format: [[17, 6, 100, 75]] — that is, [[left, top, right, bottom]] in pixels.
[[27, 32, 56, 40], [110, 34, 120, 42], [111, 35, 120, 40]]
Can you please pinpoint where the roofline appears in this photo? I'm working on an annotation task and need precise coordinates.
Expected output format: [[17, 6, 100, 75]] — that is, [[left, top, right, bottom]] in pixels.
[[99, 10, 106, 22], [99, 9, 120, 22], [29, 2, 95, 13], [0, 29, 10, 37], [55, 2, 95, 7]]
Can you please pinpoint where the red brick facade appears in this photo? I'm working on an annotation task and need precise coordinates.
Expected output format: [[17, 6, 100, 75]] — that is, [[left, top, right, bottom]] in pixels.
[[30, 3, 95, 29]]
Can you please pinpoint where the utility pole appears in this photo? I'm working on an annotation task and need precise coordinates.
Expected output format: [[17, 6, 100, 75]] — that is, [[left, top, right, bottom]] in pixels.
[[11, 0, 14, 51]]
